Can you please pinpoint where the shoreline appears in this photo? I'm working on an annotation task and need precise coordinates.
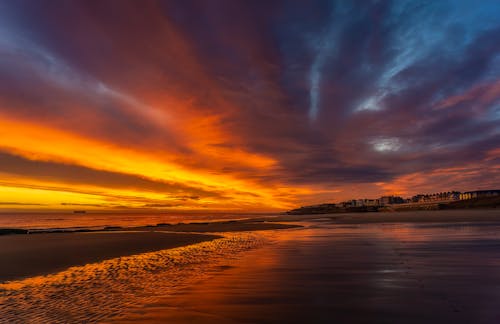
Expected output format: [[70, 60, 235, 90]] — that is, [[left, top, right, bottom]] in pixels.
[[263, 209, 500, 224], [2, 210, 500, 322], [0, 232, 267, 323], [0, 231, 220, 282], [2, 209, 500, 282], [286, 196, 500, 215], [113, 218, 500, 323], [2, 208, 500, 236], [0, 220, 301, 282], [0, 219, 300, 236]]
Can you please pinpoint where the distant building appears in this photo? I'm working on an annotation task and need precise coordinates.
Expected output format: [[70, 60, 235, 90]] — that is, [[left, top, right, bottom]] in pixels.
[[336, 199, 378, 208], [460, 190, 500, 200], [363, 199, 379, 207], [411, 194, 424, 203], [393, 196, 405, 204], [336, 201, 352, 208], [380, 196, 391, 205], [379, 196, 404, 206], [354, 199, 365, 207], [410, 191, 460, 203]]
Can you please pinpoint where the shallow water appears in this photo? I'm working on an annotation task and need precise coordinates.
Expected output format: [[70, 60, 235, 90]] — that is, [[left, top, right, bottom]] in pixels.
[[115, 220, 500, 323]]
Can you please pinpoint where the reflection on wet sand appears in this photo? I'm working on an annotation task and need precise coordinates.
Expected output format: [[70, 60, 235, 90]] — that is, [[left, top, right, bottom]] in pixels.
[[0, 233, 264, 323], [3, 214, 500, 323], [115, 221, 500, 323]]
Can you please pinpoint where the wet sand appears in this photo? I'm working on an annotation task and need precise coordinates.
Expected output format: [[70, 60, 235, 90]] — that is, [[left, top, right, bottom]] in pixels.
[[129, 220, 301, 232], [0, 231, 221, 282], [115, 215, 500, 323], [0, 232, 263, 322], [3, 210, 500, 322], [0, 221, 300, 282]]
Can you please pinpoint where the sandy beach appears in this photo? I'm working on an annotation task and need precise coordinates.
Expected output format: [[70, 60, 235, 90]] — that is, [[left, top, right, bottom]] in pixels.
[[0, 231, 220, 282], [2, 210, 500, 323], [2, 210, 500, 283], [2, 0, 498, 322], [113, 211, 500, 323], [0, 220, 300, 282]]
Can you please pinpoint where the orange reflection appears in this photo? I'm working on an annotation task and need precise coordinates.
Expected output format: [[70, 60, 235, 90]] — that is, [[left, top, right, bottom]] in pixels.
[[0, 232, 262, 322]]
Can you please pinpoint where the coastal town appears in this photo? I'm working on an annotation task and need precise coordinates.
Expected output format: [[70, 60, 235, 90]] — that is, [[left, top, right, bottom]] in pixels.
[[287, 189, 500, 214]]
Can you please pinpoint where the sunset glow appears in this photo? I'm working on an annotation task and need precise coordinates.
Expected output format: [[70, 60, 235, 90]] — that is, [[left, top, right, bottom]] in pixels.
[[0, 0, 499, 211]]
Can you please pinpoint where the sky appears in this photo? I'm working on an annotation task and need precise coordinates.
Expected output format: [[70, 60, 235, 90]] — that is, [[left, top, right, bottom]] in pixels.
[[0, 0, 499, 212]]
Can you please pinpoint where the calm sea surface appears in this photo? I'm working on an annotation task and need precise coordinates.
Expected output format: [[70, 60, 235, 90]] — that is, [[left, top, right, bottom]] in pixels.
[[0, 212, 271, 230]]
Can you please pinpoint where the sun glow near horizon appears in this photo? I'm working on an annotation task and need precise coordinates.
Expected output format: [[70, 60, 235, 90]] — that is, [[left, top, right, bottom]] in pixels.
[[0, 116, 303, 211], [0, 0, 499, 212]]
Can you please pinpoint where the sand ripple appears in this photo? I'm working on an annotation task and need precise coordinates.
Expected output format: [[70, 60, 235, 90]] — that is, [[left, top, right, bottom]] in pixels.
[[0, 232, 264, 323]]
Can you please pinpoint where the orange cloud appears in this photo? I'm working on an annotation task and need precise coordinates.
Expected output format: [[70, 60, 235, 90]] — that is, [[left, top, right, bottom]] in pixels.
[[0, 115, 298, 211]]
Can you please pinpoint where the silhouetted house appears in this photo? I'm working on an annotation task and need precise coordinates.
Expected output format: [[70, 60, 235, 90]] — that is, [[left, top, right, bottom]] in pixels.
[[411, 194, 425, 203], [380, 196, 390, 205], [449, 191, 461, 200], [393, 196, 405, 204], [353, 199, 365, 207], [460, 190, 500, 200], [411, 191, 460, 203], [363, 199, 379, 207], [380, 196, 404, 205], [336, 201, 352, 208]]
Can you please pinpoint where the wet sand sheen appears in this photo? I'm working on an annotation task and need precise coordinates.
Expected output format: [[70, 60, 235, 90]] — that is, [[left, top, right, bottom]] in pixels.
[[0, 232, 265, 322], [0, 231, 220, 282], [2, 210, 500, 322], [114, 220, 500, 323], [0, 221, 299, 282]]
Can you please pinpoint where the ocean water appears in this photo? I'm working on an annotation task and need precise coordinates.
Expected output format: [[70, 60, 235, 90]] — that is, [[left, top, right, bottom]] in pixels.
[[0, 212, 272, 230]]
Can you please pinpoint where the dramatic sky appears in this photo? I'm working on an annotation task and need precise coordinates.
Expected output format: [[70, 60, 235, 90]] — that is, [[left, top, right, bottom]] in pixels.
[[0, 0, 499, 211]]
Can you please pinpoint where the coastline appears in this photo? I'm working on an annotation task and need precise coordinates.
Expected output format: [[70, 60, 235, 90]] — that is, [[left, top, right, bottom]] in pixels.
[[2, 210, 500, 322], [286, 195, 500, 215], [112, 217, 500, 323], [0, 231, 269, 323], [3, 210, 500, 282], [267, 209, 500, 224], [0, 220, 301, 282], [0, 231, 220, 282]]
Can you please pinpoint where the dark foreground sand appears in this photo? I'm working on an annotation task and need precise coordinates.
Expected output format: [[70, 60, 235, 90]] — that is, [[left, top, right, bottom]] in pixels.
[[0, 221, 300, 282], [0, 231, 221, 282]]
